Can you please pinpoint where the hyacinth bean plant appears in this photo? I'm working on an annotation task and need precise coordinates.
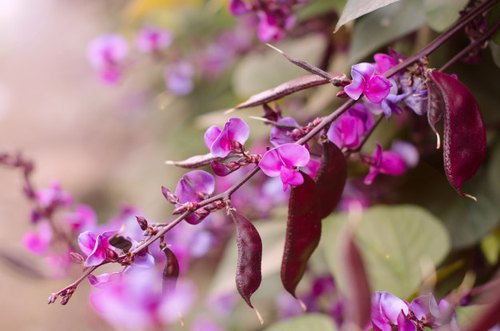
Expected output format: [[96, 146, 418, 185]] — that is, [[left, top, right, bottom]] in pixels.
[[2, 0, 500, 330]]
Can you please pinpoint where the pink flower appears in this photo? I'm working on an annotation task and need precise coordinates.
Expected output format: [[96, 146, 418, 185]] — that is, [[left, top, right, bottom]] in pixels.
[[374, 53, 398, 74], [229, 0, 250, 15], [371, 292, 410, 331], [87, 34, 129, 84], [344, 63, 392, 104], [90, 268, 196, 329], [136, 26, 172, 53], [175, 170, 215, 224], [78, 231, 115, 267], [364, 144, 407, 185], [327, 114, 365, 149], [257, 10, 295, 42], [64, 204, 97, 233], [391, 140, 419, 168], [164, 61, 194, 95], [270, 117, 299, 147], [35, 182, 73, 209], [204, 118, 250, 158], [23, 222, 52, 255], [259, 143, 310, 190]]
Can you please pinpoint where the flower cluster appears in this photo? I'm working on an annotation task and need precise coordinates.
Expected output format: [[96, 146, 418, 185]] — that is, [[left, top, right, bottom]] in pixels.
[[228, 0, 307, 42]]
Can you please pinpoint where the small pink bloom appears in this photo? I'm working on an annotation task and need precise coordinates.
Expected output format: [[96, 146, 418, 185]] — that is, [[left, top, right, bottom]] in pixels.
[[64, 204, 97, 233], [270, 117, 299, 147], [136, 26, 172, 53], [327, 114, 365, 149], [374, 53, 398, 74], [229, 0, 250, 15], [204, 118, 250, 157], [23, 222, 52, 255], [259, 143, 310, 190], [87, 34, 128, 84], [257, 10, 295, 42], [344, 63, 392, 104], [174, 170, 215, 224], [164, 61, 194, 95], [391, 140, 419, 168], [78, 231, 115, 267], [371, 291, 410, 331], [364, 144, 407, 185], [36, 182, 73, 209]]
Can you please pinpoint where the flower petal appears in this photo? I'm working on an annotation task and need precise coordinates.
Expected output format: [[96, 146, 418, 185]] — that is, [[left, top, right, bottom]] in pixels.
[[204, 126, 221, 150], [365, 75, 392, 104], [226, 118, 250, 146], [259, 149, 282, 177], [279, 166, 304, 190], [374, 53, 398, 74], [276, 143, 310, 168]]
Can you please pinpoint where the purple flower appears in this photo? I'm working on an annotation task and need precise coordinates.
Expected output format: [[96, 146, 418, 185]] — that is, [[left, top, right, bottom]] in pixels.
[[78, 230, 115, 267], [229, 0, 250, 15], [23, 222, 52, 255], [344, 63, 392, 104], [364, 144, 407, 185], [175, 170, 215, 224], [90, 268, 196, 329], [204, 118, 250, 157], [327, 114, 365, 149], [373, 53, 398, 74], [391, 140, 419, 168], [371, 292, 410, 331], [136, 26, 172, 53], [87, 34, 129, 84], [36, 182, 73, 209], [164, 61, 194, 95], [270, 117, 299, 147], [64, 204, 97, 233], [257, 10, 295, 42], [259, 143, 310, 190]]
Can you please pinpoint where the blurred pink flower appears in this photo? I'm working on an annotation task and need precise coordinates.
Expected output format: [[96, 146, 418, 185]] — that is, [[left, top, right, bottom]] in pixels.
[[87, 34, 129, 84]]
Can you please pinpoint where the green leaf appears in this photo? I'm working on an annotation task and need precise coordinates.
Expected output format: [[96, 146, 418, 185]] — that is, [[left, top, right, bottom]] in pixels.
[[480, 229, 500, 265], [335, 0, 402, 31], [423, 0, 468, 32], [231, 35, 325, 98], [490, 42, 500, 68], [209, 217, 286, 298], [321, 205, 450, 298], [348, 0, 426, 62], [263, 314, 338, 331]]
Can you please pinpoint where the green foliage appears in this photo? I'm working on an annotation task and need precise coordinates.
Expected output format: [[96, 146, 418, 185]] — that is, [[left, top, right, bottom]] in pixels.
[[263, 314, 338, 331], [348, 0, 426, 62], [321, 205, 450, 298], [423, 0, 468, 31], [335, 0, 402, 31]]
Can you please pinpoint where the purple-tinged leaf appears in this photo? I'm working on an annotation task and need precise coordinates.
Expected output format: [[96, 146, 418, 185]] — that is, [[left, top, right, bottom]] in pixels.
[[281, 171, 321, 300], [165, 153, 221, 169], [229, 210, 262, 310], [232, 75, 331, 110], [341, 225, 372, 329], [429, 71, 487, 198], [425, 79, 444, 149], [314, 142, 347, 219], [162, 246, 180, 295]]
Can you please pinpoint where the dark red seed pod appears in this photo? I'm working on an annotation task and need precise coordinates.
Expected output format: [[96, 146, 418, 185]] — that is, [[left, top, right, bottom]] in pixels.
[[314, 141, 347, 219], [429, 71, 487, 198], [162, 246, 180, 295], [281, 171, 321, 300], [229, 210, 263, 310]]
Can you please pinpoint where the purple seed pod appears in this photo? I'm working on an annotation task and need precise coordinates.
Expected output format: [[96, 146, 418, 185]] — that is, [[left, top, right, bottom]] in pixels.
[[281, 171, 321, 301], [429, 71, 487, 198], [162, 246, 180, 295], [228, 210, 263, 310], [314, 141, 347, 219]]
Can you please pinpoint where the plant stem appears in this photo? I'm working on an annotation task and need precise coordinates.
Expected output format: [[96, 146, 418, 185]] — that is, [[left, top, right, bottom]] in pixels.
[[439, 19, 500, 72]]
